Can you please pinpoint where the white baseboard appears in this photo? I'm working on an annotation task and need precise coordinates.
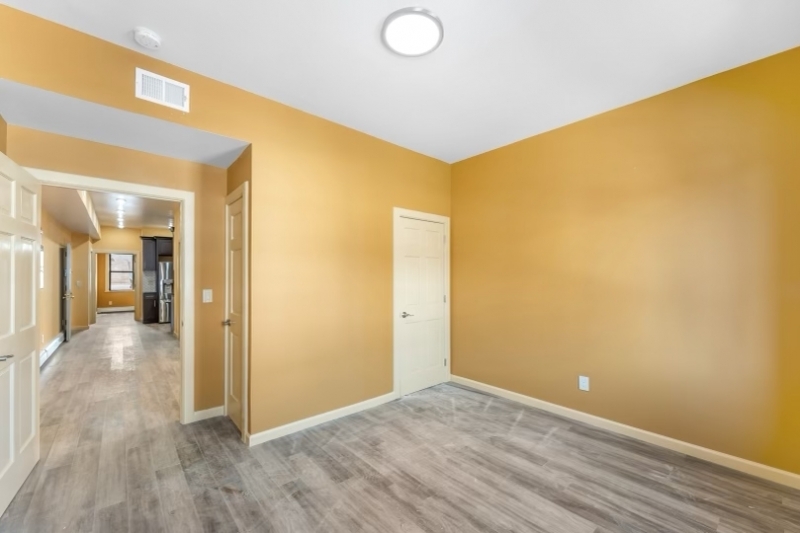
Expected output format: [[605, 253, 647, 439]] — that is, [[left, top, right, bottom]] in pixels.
[[97, 306, 134, 314], [39, 333, 64, 367], [451, 376, 800, 490], [248, 391, 399, 447], [191, 406, 224, 422]]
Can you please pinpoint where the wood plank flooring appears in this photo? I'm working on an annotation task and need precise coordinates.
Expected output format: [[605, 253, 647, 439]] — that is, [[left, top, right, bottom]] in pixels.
[[1, 312, 798, 532]]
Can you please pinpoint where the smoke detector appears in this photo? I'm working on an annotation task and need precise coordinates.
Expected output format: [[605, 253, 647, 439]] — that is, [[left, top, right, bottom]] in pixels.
[[133, 27, 162, 50]]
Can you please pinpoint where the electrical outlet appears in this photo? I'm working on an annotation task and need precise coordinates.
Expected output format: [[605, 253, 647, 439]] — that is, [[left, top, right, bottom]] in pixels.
[[108, 301, 112, 305], [578, 375, 590, 392]]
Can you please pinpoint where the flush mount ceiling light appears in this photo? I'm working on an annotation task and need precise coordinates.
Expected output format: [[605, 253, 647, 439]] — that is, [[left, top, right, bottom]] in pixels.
[[382, 7, 443, 57], [133, 27, 162, 50]]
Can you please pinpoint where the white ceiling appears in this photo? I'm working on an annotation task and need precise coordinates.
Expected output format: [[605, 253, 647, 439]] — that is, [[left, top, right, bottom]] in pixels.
[[4, 1, 800, 162], [42, 186, 101, 239], [90, 190, 178, 229], [0, 79, 248, 168]]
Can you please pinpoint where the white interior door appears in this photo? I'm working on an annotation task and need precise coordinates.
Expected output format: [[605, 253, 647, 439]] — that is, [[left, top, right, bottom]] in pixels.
[[0, 152, 41, 515], [224, 183, 248, 442], [61, 245, 72, 342], [394, 210, 449, 396]]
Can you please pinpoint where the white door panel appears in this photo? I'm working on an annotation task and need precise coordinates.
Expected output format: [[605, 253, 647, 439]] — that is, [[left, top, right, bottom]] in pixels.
[[0, 232, 12, 340], [225, 184, 248, 442], [0, 364, 12, 478], [0, 152, 41, 516], [395, 213, 449, 396]]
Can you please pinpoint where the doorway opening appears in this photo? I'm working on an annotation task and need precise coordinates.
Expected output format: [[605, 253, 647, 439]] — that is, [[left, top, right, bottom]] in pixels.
[[31, 169, 197, 424]]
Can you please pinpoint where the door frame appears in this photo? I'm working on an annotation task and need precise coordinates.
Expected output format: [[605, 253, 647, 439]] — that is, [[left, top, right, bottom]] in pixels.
[[60, 244, 72, 342], [224, 182, 249, 443], [27, 168, 198, 425], [392, 207, 451, 396]]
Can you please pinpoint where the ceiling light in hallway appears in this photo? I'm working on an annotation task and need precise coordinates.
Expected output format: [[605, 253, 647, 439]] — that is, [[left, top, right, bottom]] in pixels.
[[382, 8, 443, 57]]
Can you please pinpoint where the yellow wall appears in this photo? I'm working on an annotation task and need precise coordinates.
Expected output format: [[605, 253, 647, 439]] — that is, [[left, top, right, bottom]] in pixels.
[[0, 114, 6, 154], [7, 127, 226, 410], [94, 225, 143, 249], [141, 227, 174, 238], [227, 145, 251, 195], [96, 253, 136, 308], [0, 7, 450, 427], [38, 210, 71, 348], [452, 46, 800, 475]]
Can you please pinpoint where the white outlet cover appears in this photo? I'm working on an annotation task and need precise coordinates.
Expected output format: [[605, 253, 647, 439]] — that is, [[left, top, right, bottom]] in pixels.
[[202, 289, 213, 303], [579, 376, 590, 392]]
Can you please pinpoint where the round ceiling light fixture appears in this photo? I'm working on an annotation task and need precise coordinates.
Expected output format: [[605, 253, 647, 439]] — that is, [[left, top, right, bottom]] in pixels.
[[133, 27, 162, 50], [382, 7, 443, 57]]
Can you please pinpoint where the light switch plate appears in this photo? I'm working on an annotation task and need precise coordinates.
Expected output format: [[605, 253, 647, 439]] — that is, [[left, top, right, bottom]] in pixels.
[[202, 289, 213, 303], [578, 375, 590, 392]]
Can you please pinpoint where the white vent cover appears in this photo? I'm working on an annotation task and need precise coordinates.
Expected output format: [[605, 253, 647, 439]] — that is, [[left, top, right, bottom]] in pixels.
[[135, 68, 190, 112]]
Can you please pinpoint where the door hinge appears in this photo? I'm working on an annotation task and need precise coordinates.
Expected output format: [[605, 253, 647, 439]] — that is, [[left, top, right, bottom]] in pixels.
[[444, 358, 447, 367], [443, 295, 446, 303]]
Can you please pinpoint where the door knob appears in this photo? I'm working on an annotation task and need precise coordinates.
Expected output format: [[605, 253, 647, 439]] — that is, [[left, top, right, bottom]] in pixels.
[[0, 355, 13, 362], [401, 312, 414, 318], [222, 319, 232, 326]]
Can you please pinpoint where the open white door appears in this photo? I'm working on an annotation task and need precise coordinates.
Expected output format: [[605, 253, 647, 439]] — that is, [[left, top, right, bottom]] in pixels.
[[61, 245, 72, 342], [224, 182, 248, 442], [0, 152, 41, 515]]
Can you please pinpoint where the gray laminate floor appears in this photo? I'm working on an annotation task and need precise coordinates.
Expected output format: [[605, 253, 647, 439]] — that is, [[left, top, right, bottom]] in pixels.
[[1, 313, 798, 532]]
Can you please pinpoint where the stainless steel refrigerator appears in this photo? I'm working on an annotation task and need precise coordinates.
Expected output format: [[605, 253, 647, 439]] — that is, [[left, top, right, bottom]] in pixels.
[[158, 260, 173, 327]]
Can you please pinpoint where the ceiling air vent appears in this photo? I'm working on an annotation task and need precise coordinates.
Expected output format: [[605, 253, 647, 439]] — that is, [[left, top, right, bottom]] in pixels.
[[135, 68, 190, 112]]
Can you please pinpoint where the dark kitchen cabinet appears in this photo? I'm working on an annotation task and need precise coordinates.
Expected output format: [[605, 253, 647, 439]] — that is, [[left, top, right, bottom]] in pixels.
[[141, 237, 157, 272], [143, 293, 159, 324], [156, 237, 173, 257]]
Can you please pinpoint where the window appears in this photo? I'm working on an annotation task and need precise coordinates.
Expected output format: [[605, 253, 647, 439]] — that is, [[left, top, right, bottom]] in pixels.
[[109, 253, 134, 291]]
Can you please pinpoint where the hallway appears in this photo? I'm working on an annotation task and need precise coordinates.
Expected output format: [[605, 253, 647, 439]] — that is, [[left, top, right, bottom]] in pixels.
[[0, 312, 187, 532]]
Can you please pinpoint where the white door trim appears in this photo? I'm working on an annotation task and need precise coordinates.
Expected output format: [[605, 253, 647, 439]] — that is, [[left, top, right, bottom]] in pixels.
[[224, 182, 249, 442], [392, 207, 451, 396], [26, 168, 197, 424]]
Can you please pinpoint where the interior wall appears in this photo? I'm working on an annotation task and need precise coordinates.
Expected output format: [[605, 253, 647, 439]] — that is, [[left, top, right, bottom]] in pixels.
[[227, 145, 251, 195], [452, 46, 800, 475], [7, 127, 227, 410], [0, 113, 6, 154], [0, 7, 451, 430], [96, 253, 136, 308], [38, 209, 72, 349]]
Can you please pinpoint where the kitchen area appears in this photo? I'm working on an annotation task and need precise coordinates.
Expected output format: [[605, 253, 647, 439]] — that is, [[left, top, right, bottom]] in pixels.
[[141, 235, 174, 329]]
